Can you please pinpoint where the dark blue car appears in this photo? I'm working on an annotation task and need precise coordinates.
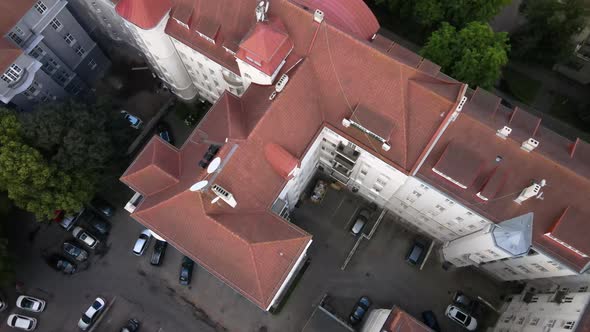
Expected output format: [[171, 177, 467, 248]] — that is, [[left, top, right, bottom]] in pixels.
[[422, 310, 441, 332], [349, 296, 371, 325]]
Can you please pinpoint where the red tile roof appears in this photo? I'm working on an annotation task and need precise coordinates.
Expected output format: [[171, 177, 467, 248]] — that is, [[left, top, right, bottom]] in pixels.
[[121, 0, 468, 310], [546, 207, 590, 257], [236, 18, 293, 76], [0, 39, 23, 74], [417, 87, 590, 272], [0, 1, 33, 73], [264, 143, 299, 179], [116, 0, 173, 29], [382, 307, 433, 332], [290, 0, 379, 40]]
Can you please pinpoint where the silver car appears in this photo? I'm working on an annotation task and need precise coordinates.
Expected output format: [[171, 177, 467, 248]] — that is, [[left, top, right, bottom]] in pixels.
[[63, 242, 88, 261], [16, 295, 46, 313]]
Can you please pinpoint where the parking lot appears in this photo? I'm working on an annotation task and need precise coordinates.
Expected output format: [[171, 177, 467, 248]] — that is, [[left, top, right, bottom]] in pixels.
[[288, 173, 505, 332]]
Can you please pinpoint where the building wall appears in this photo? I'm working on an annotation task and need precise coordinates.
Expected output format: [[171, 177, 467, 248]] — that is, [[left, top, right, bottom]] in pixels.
[[441, 225, 513, 267], [122, 13, 197, 101], [480, 249, 577, 281], [493, 290, 590, 332], [1, 0, 109, 110], [361, 309, 391, 332], [171, 38, 245, 103], [0, 54, 43, 106], [67, 0, 137, 45]]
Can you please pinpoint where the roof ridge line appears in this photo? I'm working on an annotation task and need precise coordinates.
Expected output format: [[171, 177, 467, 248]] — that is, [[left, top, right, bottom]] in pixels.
[[248, 244, 265, 303], [250, 235, 310, 246], [407, 78, 459, 104]]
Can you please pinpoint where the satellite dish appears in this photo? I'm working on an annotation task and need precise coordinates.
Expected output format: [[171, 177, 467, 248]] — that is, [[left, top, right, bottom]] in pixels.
[[207, 157, 221, 174], [189, 180, 208, 192]]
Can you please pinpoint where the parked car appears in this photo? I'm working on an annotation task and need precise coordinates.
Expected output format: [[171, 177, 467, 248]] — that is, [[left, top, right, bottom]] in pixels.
[[446, 305, 477, 331], [90, 197, 115, 218], [133, 229, 152, 256], [157, 122, 174, 144], [453, 291, 474, 310], [421, 311, 441, 332], [83, 211, 111, 236], [16, 295, 46, 313], [179, 256, 194, 286], [121, 110, 142, 129], [78, 297, 106, 330], [120, 318, 140, 332], [0, 298, 5, 312], [348, 296, 371, 325], [350, 209, 371, 236], [7, 314, 37, 331], [125, 193, 143, 213], [46, 254, 77, 274], [58, 209, 83, 231], [63, 242, 88, 262], [72, 226, 99, 249], [150, 240, 167, 266], [405, 239, 427, 266]]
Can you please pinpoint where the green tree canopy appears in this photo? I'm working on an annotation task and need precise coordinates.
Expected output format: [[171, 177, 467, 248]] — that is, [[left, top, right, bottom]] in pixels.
[[421, 22, 510, 89], [375, 0, 511, 28], [511, 0, 587, 64]]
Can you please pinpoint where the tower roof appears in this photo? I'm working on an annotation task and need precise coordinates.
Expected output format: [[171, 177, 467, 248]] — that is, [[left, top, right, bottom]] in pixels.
[[116, 0, 173, 29]]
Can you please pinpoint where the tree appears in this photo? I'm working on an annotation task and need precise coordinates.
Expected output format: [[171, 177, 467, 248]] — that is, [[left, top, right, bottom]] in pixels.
[[421, 22, 510, 89], [511, 0, 587, 64], [374, 0, 510, 28], [19, 99, 133, 174]]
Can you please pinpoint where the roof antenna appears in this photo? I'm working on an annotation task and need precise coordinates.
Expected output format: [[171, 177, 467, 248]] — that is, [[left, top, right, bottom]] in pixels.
[[256, 0, 270, 22]]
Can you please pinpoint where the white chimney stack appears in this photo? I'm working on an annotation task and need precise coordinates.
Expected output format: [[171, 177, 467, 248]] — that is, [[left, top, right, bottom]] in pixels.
[[521, 138, 539, 152], [496, 126, 512, 139], [314, 9, 324, 23], [514, 180, 546, 204]]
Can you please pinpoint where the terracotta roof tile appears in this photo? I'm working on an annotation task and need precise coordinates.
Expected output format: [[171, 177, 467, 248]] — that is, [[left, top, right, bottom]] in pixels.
[[289, 0, 380, 41], [264, 143, 299, 179], [432, 141, 484, 189], [418, 88, 590, 272], [116, 0, 173, 29], [0, 0, 34, 36], [546, 207, 590, 257], [382, 307, 433, 332], [0, 39, 23, 74]]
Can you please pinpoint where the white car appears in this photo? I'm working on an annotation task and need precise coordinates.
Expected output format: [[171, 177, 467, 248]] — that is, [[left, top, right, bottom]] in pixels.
[[133, 229, 152, 256], [72, 226, 99, 249], [16, 295, 46, 313], [7, 314, 37, 331], [78, 297, 106, 330], [124, 192, 143, 213], [446, 305, 477, 331]]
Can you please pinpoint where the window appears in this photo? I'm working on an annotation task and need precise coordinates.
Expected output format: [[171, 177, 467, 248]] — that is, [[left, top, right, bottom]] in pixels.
[[50, 18, 62, 31], [29, 46, 46, 59], [529, 318, 540, 326], [23, 82, 40, 99], [14, 26, 24, 36], [8, 32, 23, 45], [74, 45, 86, 57], [43, 58, 59, 74], [88, 59, 97, 70], [563, 321, 575, 330], [64, 33, 76, 46], [244, 72, 251, 79], [209, 69, 214, 75], [563, 296, 575, 303], [55, 69, 71, 85], [34, 1, 47, 14], [1, 64, 22, 83]]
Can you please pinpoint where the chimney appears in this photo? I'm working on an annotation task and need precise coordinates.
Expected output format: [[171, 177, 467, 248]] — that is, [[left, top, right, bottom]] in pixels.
[[514, 180, 546, 204], [496, 126, 512, 139], [521, 138, 539, 152], [314, 9, 324, 23]]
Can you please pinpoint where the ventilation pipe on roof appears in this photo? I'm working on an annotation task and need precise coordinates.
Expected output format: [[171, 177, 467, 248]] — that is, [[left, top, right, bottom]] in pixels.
[[514, 179, 546, 205], [313, 9, 324, 23], [496, 126, 512, 139], [211, 184, 238, 208], [521, 138, 539, 152]]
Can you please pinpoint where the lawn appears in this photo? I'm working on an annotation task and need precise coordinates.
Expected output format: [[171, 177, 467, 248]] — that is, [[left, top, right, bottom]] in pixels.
[[501, 68, 542, 105]]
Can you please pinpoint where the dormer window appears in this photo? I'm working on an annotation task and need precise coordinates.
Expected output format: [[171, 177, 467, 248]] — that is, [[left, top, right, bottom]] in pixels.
[[1, 64, 22, 84]]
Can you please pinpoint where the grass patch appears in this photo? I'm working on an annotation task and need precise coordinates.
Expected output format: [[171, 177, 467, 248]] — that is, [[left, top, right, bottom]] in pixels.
[[501, 68, 542, 105]]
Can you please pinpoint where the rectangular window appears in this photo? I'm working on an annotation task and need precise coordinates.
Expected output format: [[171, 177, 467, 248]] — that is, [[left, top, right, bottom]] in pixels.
[[50, 18, 62, 31], [24, 81, 40, 99], [29, 46, 45, 59], [34, 1, 47, 14], [564, 321, 575, 330], [1, 64, 22, 83], [8, 32, 23, 45], [88, 59, 97, 70], [75, 45, 86, 57], [64, 33, 76, 46], [55, 69, 70, 85], [14, 26, 24, 35], [43, 58, 59, 74]]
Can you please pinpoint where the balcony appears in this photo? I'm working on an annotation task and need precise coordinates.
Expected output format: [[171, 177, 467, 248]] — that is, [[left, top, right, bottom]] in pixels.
[[222, 70, 243, 87], [8, 69, 30, 90]]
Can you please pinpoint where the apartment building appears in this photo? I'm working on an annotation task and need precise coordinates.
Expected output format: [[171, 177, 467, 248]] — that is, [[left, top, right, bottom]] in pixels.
[[114, 0, 590, 313], [0, 0, 110, 111], [493, 287, 590, 331]]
